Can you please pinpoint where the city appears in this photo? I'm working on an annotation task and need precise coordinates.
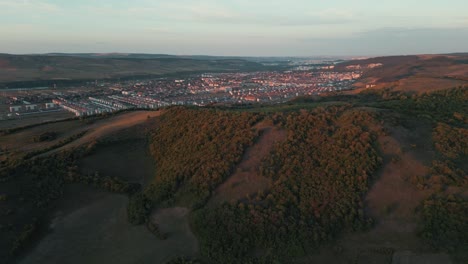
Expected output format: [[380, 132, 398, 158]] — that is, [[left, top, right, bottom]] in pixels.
[[0, 65, 365, 119]]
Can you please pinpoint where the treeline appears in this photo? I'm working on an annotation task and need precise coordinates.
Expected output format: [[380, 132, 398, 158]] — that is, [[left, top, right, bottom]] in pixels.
[[21, 130, 88, 160], [0, 117, 80, 136], [433, 123, 468, 160], [419, 195, 468, 253], [0, 108, 156, 136], [370, 87, 467, 124], [193, 106, 382, 262], [32, 131, 58, 142], [417, 119, 468, 259], [0, 143, 141, 261], [144, 107, 261, 208]]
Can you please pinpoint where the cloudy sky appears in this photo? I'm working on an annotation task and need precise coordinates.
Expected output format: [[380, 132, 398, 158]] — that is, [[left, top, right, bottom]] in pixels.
[[1, 0, 467, 56]]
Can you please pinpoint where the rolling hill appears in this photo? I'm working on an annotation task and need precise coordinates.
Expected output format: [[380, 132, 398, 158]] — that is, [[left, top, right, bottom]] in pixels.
[[0, 54, 266, 88], [335, 54, 468, 92], [0, 86, 466, 264], [0, 53, 467, 263]]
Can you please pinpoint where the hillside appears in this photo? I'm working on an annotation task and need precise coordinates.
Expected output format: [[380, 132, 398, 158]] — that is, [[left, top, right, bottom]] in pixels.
[[0, 54, 265, 88], [336, 54, 468, 93], [0, 86, 466, 264]]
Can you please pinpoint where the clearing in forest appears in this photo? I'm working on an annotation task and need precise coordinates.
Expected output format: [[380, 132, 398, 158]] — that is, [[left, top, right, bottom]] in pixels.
[[210, 122, 287, 205]]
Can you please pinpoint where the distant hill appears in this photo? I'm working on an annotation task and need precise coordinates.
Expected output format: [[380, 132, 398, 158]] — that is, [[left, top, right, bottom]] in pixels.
[[0, 53, 266, 88], [336, 54, 468, 92], [39, 53, 344, 63]]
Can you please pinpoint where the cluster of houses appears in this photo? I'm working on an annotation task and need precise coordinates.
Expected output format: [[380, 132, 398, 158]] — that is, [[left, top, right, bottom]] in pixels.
[[52, 94, 170, 117], [9, 102, 58, 114]]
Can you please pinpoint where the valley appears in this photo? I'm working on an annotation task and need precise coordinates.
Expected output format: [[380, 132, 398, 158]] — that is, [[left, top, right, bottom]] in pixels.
[[0, 61, 466, 264]]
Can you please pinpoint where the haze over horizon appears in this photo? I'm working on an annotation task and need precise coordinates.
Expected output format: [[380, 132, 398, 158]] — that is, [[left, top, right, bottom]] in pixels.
[[1, 0, 468, 56]]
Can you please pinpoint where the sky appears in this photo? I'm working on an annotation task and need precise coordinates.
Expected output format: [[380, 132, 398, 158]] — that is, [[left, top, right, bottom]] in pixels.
[[1, 0, 468, 56]]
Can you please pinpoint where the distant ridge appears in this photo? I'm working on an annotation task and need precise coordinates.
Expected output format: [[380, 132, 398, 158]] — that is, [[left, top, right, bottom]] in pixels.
[[335, 53, 468, 92], [0, 53, 268, 88]]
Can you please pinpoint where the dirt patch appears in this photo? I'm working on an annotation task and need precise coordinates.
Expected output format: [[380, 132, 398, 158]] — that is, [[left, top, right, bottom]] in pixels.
[[36, 111, 161, 158], [366, 152, 430, 220], [365, 120, 433, 235], [66, 111, 161, 148], [210, 124, 287, 205]]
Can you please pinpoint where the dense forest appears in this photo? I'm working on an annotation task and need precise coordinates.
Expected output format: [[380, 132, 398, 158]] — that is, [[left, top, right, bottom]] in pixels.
[[418, 106, 468, 259], [145, 108, 261, 208], [192, 106, 382, 262], [139, 88, 467, 263]]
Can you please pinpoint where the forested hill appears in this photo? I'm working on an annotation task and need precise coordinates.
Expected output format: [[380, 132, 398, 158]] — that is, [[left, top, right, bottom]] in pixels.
[[0, 87, 467, 263], [137, 87, 466, 263]]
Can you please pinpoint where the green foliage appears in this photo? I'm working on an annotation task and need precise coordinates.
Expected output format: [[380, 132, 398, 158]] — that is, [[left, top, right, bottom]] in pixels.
[[33, 131, 58, 142], [65, 169, 140, 194], [433, 123, 468, 160], [127, 193, 151, 225], [193, 106, 382, 262], [22, 130, 88, 160], [166, 257, 204, 264], [423, 122, 468, 189], [145, 107, 261, 207], [419, 195, 468, 253], [376, 87, 468, 124], [10, 221, 37, 255], [1, 144, 141, 260], [147, 221, 167, 240]]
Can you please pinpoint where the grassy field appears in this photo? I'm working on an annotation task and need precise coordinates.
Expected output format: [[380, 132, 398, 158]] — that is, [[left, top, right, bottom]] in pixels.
[[4, 111, 198, 264], [337, 54, 468, 93], [20, 190, 198, 264], [0, 111, 75, 130], [0, 110, 161, 163]]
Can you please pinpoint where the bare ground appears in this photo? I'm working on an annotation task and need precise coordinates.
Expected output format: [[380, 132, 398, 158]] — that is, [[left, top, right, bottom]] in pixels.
[[209, 123, 287, 205]]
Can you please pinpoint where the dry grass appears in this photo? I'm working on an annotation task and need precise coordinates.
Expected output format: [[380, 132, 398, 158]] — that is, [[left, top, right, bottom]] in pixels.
[[37, 111, 161, 157], [0, 119, 87, 162], [209, 123, 287, 205], [0, 111, 75, 130], [67, 111, 161, 148], [395, 77, 468, 93]]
